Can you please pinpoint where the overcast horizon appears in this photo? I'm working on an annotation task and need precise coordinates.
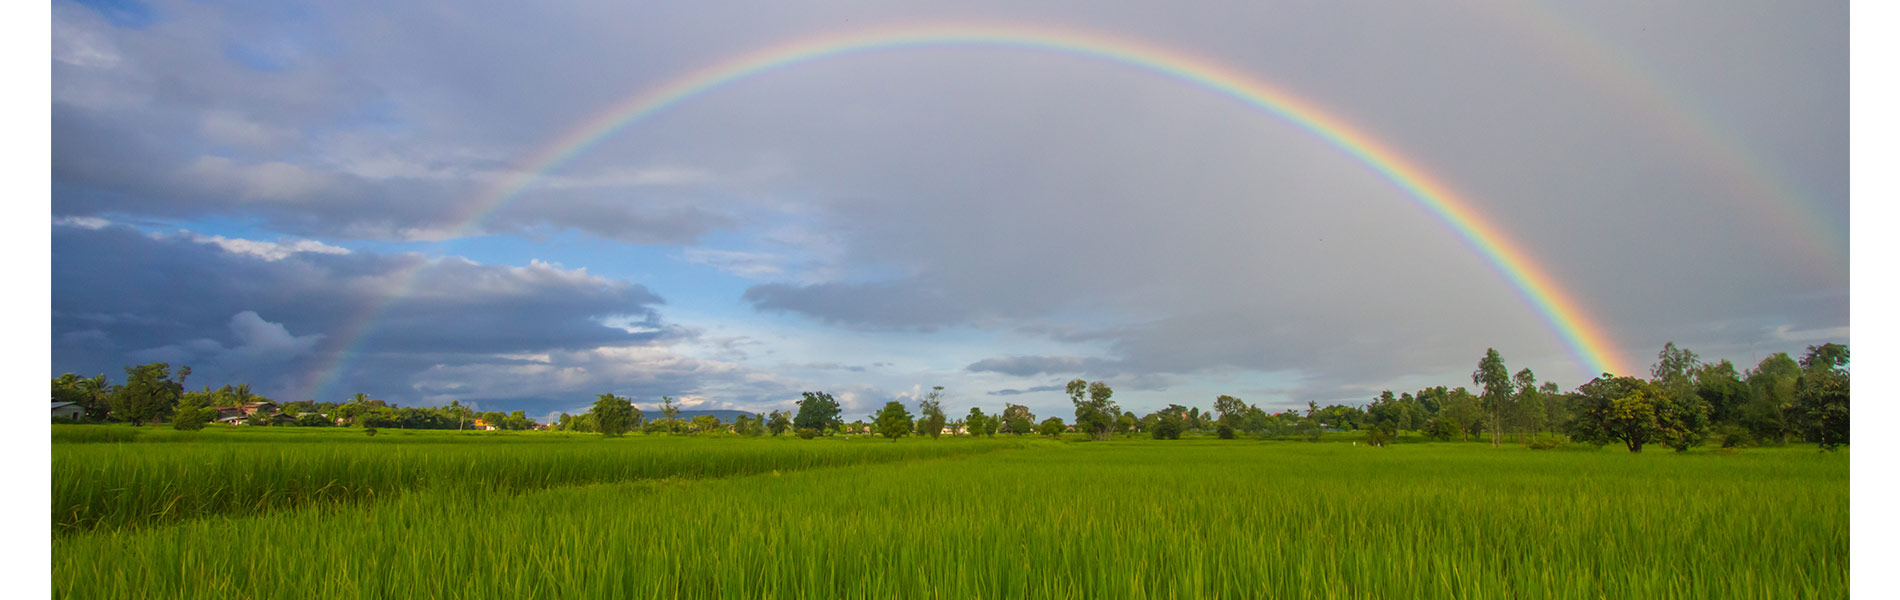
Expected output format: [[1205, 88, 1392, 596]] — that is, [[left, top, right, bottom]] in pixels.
[[49, 0, 1847, 422]]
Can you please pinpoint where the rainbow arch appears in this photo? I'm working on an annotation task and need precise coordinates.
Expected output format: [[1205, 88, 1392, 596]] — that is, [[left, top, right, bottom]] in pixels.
[[307, 23, 1631, 401]]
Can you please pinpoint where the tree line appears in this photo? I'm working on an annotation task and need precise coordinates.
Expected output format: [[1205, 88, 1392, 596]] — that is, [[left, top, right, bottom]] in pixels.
[[566, 341, 1847, 452], [50, 363, 539, 432]]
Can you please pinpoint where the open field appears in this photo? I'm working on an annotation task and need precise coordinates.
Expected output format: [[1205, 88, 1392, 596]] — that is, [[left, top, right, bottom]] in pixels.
[[52, 429, 1846, 599]]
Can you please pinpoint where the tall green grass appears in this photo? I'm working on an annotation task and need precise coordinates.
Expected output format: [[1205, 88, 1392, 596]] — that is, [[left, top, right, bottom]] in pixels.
[[53, 431, 1025, 534], [53, 441, 1846, 599]]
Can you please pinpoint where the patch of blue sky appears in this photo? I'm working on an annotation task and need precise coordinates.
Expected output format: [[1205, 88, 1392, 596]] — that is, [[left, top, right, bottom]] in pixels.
[[69, 0, 155, 29]]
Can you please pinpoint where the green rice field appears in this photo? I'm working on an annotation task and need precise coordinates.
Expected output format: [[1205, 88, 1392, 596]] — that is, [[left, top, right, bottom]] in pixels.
[[51, 427, 1847, 599]]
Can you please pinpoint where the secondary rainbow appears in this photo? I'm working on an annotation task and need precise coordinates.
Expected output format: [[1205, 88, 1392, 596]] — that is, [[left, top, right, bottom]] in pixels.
[[308, 23, 1631, 401]]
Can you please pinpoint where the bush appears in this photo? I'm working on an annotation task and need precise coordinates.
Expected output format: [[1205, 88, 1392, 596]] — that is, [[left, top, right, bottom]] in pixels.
[[296, 414, 332, 428], [1715, 425, 1754, 448], [1216, 424, 1236, 439], [1527, 436, 1564, 450], [794, 428, 819, 440], [1365, 424, 1397, 447], [364, 428, 378, 437], [1150, 420, 1182, 440], [1424, 416, 1463, 442]]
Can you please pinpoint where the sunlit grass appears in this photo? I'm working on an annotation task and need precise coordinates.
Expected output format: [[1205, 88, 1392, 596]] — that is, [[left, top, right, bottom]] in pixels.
[[52, 439, 1845, 599], [52, 427, 1025, 534]]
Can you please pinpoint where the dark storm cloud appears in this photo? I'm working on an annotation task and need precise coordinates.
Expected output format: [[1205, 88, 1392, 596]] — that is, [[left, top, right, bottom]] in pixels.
[[49, 0, 1848, 410], [51, 224, 674, 402]]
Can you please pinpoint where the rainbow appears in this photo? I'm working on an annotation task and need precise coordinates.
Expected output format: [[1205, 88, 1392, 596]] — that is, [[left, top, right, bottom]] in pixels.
[[305, 22, 1635, 402]]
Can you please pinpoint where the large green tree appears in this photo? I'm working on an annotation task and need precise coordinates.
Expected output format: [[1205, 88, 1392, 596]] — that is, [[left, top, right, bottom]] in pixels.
[[1744, 353, 1801, 443], [1002, 403, 1035, 435], [591, 393, 633, 437], [793, 391, 843, 433], [1213, 395, 1249, 431], [1796, 343, 1849, 449], [1570, 375, 1704, 453], [1037, 417, 1065, 437], [874, 401, 914, 441], [110, 363, 189, 426], [1068, 379, 1119, 441]]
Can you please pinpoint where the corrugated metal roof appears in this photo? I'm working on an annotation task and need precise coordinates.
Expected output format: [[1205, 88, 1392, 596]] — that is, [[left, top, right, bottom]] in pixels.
[[51, 402, 77, 409]]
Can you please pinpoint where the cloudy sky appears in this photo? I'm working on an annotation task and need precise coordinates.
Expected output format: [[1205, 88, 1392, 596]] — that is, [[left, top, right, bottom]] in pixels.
[[47, 0, 1847, 422]]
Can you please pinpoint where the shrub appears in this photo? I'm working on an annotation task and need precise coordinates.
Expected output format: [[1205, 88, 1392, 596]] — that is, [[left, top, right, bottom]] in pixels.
[[1216, 424, 1236, 439], [364, 428, 378, 437], [1365, 424, 1397, 447], [170, 406, 210, 431], [795, 427, 819, 440], [1150, 419, 1182, 440], [1527, 436, 1564, 450], [296, 414, 332, 427], [1715, 425, 1754, 448]]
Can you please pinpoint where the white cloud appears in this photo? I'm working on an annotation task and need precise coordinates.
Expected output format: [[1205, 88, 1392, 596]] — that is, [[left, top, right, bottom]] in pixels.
[[53, 216, 110, 229], [184, 233, 351, 261]]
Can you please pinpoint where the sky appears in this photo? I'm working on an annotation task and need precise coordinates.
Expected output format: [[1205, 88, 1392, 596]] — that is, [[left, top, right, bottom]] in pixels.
[[46, 0, 1848, 423]]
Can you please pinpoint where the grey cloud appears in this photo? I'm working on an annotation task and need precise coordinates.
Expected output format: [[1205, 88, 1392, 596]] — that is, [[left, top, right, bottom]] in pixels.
[[965, 356, 1092, 377], [743, 281, 974, 330], [986, 384, 1065, 397], [52, 224, 674, 403]]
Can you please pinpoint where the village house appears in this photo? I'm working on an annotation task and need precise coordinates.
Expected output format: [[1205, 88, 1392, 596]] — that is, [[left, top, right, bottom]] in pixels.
[[51, 402, 83, 421], [212, 401, 280, 424]]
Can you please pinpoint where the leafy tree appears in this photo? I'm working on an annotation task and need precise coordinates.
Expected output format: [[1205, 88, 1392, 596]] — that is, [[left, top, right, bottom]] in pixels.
[[1067, 379, 1119, 441], [918, 387, 948, 439], [1366, 420, 1398, 446], [1744, 353, 1801, 443], [111, 363, 189, 426], [1002, 403, 1035, 435], [794, 427, 819, 439], [966, 407, 995, 437], [656, 396, 682, 434], [767, 410, 792, 436], [1694, 360, 1750, 426], [1118, 412, 1139, 434], [591, 393, 633, 437], [1514, 369, 1545, 441], [1424, 415, 1464, 442], [1214, 395, 1249, 431], [1472, 348, 1512, 446], [874, 401, 914, 441], [1149, 404, 1188, 440], [296, 413, 331, 427], [1037, 417, 1065, 438], [734, 414, 766, 437], [793, 392, 843, 433], [1571, 375, 1702, 453], [1796, 343, 1849, 449], [1298, 401, 1322, 442], [691, 414, 722, 435]]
